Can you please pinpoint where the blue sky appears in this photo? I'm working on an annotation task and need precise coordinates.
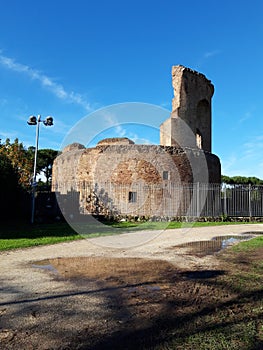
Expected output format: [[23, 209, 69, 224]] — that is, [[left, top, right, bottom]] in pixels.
[[0, 0, 263, 178]]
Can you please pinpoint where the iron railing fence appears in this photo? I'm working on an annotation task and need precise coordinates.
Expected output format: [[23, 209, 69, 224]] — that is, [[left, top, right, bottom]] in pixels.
[[53, 182, 263, 218], [221, 184, 263, 217]]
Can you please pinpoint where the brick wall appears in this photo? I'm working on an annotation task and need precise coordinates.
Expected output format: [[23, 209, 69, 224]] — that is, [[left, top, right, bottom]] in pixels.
[[52, 140, 221, 217]]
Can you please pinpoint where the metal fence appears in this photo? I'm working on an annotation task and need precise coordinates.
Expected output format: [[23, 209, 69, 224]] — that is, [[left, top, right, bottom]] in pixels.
[[221, 184, 263, 217], [54, 182, 263, 218]]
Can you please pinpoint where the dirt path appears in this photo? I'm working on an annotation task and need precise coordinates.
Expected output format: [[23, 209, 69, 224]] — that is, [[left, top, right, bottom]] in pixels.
[[1, 224, 263, 349]]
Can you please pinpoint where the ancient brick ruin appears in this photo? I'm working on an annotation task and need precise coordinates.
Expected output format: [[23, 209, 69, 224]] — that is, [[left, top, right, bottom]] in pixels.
[[160, 65, 214, 152], [52, 65, 221, 218]]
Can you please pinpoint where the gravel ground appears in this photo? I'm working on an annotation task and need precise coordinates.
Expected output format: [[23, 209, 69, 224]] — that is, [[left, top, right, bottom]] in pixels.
[[1, 224, 263, 349]]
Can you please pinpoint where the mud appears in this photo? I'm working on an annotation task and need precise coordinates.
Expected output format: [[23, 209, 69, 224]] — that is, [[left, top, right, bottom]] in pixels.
[[1, 225, 263, 349]]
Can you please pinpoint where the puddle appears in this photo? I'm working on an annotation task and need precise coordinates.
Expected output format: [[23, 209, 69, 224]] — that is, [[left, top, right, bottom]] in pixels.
[[31, 234, 262, 281], [31, 257, 175, 286], [32, 259, 58, 273], [173, 234, 256, 257], [180, 270, 225, 279]]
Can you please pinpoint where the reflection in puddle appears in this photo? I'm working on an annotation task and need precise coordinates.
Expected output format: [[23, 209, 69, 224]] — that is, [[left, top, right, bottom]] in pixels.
[[31, 234, 262, 281], [180, 270, 225, 279], [32, 257, 174, 287], [174, 235, 255, 257], [32, 259, 58, 273]]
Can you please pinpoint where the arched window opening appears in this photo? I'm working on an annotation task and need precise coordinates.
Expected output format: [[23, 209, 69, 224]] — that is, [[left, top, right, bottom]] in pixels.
[[196, 99, 210, 151], [196, 129, 202, 149], [196, 99, 210, 121]]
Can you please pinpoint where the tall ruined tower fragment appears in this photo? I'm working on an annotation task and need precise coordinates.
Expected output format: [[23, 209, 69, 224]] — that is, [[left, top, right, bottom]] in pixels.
[[160, 65, 214, 152]]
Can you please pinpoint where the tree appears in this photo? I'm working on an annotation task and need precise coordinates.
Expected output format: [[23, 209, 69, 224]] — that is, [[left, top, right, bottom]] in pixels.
[[37, 149, 58, 186], [0, 150, 23, 221], [0, 139, 58, 222], [0, 139, 58, 188], [221, 175, 263, 186], [0, 138, 33, 189]]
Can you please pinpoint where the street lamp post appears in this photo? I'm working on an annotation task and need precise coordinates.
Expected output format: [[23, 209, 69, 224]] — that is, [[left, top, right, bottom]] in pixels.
[[27, 115, 54, 224]]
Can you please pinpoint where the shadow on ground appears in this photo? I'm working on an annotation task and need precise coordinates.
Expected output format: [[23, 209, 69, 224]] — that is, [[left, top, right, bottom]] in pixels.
[[1, 247, 263, 350]]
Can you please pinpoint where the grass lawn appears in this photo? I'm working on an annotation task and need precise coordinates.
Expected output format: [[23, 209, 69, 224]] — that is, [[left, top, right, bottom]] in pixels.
[[0, 222, 82, 251], [232, 234, 263, 251]]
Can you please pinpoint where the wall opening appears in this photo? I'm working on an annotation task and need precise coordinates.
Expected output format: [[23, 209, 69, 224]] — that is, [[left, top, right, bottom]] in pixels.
[[196, 129, 203, 149], [163, 171, 169, 180], [196, 99, 210, 151], [128, 191, 137, 203], [196, 99, 210, 121]]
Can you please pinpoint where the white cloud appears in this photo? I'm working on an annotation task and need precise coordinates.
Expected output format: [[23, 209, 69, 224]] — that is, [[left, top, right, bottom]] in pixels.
[[102, 111, 127, 137], [47, 118, 75, 135], [221, 154, 238, 175], [0, 53, 91, 111], [221, 134, 263, 178], [125, 131, 153, 145], [196, 50, 222, 70], [204, 50, 221, 58], [239, 112, 251, 123], [243, 137, 263, 154]]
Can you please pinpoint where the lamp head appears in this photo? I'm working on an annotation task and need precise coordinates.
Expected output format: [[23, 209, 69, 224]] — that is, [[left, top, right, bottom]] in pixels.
[[43, 116, 53, 126], [27, 115, 37, 125]]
